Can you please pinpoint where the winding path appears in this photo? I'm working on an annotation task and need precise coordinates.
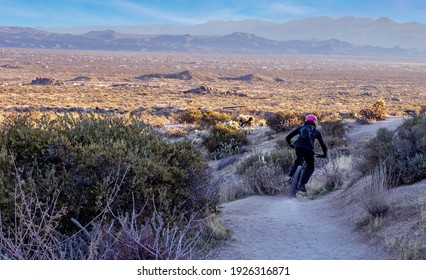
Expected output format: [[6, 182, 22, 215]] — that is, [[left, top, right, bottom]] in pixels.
[[211, 116, 405, 260]]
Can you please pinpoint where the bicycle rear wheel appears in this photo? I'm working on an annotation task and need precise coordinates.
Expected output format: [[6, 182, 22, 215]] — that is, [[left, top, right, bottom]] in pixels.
[[289, 165, 302, 198]]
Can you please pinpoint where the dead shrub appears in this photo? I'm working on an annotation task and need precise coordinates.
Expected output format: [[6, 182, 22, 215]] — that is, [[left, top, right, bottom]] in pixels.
[[319, 113, 346, 139], [179, 108, 203, 124], [201, 110, 232, 127], [241, 162, 286, 195], [265, 110, 302, 133], [237, 150, 294, 195], [316, 151, 353, 192], [234, 114, 255, 127], [358, 99, 387, 123]]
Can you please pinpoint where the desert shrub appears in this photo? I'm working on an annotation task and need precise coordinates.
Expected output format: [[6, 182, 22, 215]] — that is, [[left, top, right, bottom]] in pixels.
[[398, 154, 426, 184], [357, 115, 426, 186], [201, 110, 231, 127], [202, 121, 248, 159], [358, 99, 387, 123], [0, 177, 211, 260], [357, 127, 397, 175], [316, 150, 353, 192], [164, 127, 189, 138], [395, 115, 426, 157], [309, 110, 330, 120], [241, 163, 285, 195], [179, 108, 203, 124], [265, 110, 302, 133], [319, 113, 346, 139], [237, 149, 294, 175], [357, 165, 391, 218], [387, 236, 426, 260], [234, 114, 255, 127], [320, 135, 347, 149], [237, 149, 294, 195], [0, 114, 219, 236], [420, 106, 426, 115], [393, 115, 426, 184], [316, 113, 347, 149], [266, 149, 296, 173], [275, 138, 289, 149]]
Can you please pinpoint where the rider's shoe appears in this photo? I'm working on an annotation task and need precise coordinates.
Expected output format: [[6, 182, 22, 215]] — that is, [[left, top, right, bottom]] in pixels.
[[298, 183, 307, 192]]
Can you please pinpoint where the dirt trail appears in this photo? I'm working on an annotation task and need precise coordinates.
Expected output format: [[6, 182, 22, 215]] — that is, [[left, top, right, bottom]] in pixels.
[[346, 116, 405, 143], [211, 116, 405, 260]]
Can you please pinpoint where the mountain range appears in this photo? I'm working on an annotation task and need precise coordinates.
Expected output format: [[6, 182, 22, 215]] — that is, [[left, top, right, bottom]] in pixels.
[[39, 17, 426, 50], [1, 16, 426, 57]]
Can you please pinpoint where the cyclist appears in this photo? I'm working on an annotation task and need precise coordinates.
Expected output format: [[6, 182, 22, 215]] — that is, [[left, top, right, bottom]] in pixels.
[[286, 114, 327, 192]]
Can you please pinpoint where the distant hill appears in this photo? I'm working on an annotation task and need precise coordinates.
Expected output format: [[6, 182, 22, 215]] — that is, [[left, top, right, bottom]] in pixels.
[[0, 26, 425, 57], [39, 17, 426, 50], [136, 70, 218, 81], [220, 73, 276, 83]]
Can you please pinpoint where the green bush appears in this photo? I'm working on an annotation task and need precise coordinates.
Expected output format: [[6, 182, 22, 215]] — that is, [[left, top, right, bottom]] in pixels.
[[0, 114, 218, 234], [395, 115, 426, 157], [358, 127, 396, 174], [357, 115, 426, 186], [399, 154, 426, 184], [394, 115, 426, 184], [202, 121, 248, 159], [265, 110, 302, 133]]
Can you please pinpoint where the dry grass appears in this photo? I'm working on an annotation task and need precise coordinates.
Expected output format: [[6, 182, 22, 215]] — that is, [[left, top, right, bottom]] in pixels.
[[357, 166, 391, 218], [340, 167, 426, 259], [308, 153, 353, 198]]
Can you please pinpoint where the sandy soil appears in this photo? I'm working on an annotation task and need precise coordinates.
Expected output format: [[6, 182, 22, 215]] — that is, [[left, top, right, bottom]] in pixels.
[[211, 116, 406, 260]]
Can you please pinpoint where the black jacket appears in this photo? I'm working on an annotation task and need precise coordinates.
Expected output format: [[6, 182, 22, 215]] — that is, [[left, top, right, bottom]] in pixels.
[[286, 124, 327, 154]]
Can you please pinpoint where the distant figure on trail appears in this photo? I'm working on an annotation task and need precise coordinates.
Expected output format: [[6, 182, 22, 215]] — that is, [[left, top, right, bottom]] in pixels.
[[286, 114, 328, 192]]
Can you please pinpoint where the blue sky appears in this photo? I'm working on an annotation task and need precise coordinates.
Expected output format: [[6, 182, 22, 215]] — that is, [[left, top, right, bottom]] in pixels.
[[1, 0, 426, 27]]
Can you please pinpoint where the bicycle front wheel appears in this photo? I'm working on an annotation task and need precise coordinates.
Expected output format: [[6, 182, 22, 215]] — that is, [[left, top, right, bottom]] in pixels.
[[289, 165, 302, 198]]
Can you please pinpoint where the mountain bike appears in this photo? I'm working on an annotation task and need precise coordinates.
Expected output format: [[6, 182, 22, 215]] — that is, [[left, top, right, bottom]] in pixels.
[[288, 153, 324, 198]]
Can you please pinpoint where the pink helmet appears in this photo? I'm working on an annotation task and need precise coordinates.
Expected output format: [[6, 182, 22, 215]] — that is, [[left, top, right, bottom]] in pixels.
[[305, 114, 318, 124]]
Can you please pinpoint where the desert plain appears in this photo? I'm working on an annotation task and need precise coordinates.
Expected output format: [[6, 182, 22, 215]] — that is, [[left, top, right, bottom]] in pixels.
[[1, 48, 426, 123]]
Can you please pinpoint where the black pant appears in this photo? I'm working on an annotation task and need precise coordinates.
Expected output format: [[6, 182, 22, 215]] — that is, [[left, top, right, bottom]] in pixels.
[[288, 147, 315, 184]]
